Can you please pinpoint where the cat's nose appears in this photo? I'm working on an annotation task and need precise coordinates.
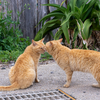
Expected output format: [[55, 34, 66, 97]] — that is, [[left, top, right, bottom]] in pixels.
[[44, 47, 47, 52], [44, 48, 46, 52]]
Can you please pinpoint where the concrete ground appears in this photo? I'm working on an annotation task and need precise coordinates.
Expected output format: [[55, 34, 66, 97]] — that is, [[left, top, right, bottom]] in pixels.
[[0, 62, 100, 100]]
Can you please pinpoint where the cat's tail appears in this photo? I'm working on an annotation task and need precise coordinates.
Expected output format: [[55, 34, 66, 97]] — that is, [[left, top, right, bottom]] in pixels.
[[0, 82, 19, 91]]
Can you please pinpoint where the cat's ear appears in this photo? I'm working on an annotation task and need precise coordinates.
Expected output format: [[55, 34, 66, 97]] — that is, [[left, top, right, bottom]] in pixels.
[[58, 38, 63, 43], [40, 38, 44, 42], [49, 41, 53, 46], [32, 40, 37, 46]]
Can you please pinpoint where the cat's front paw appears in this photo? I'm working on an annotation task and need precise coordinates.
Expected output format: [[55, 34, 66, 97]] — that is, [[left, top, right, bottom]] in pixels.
[[92, 83, 100, 88], [63, 83, 70, 88], [35, 79, 40, 83]]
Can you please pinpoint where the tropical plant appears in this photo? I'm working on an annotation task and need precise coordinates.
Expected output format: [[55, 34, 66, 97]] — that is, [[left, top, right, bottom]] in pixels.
[[35, 0, 100, 49], [76, 19, 92, 49]]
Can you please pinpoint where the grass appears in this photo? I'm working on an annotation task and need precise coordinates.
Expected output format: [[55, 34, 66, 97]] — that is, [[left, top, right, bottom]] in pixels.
[[0, 50, 52, 63], [40, 52, 52, 62], [0, 50, 23, 63]]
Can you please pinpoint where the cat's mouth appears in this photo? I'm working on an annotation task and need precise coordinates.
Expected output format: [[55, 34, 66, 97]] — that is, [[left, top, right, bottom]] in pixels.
[[43, 48, 46, 52], [41, 50, 46, 54], [41, 48, 46, 54], [43, 47, 47, 52]]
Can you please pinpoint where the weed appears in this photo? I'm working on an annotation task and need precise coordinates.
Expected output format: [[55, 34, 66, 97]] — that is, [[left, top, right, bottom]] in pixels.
[[0, 1, 30, 51], [40, 52, 52, 62], [0, 1, 31, 63], [0, 50, 23, 62]]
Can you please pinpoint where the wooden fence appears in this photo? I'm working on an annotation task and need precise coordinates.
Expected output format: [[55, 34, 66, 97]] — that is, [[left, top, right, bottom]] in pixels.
[[1, 0, 67, 40]]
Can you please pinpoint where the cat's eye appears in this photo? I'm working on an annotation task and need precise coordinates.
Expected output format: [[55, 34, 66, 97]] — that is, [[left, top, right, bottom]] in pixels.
[[40, 48, 43, 49]]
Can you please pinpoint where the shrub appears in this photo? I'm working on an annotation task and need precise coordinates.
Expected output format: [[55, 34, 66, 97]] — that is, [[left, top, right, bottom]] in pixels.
[[0, 50, 23, 62], [0, 1, 31, 62], [0, 1, 30, 51]]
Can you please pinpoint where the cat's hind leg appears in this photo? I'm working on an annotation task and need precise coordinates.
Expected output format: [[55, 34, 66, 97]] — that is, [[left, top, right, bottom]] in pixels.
[[35, 66, 40, 83], [63, 68, 73, 88], [92, 83, 100, 88], [92, 71, 100, 88], [19, 69, 36, 89]]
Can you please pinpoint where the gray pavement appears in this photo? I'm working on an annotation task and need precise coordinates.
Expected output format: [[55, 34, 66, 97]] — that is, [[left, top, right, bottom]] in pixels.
[[0, 62, 100, 100]]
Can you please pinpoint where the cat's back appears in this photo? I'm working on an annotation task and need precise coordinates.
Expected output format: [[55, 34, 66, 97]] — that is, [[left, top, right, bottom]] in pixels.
[[71, 49, 100, 59], [57, 46, 100, 62], [69, 49, 100, 71]]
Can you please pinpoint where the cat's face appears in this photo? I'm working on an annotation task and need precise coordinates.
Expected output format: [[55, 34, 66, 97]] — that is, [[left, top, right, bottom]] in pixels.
[[32, 38, 46, 54], [46, 39, 62, 54]]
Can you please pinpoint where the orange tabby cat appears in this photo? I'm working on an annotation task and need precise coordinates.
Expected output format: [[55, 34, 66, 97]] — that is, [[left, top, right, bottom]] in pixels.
[[46, 39, 100, 88], [0, 38, 45, 91]]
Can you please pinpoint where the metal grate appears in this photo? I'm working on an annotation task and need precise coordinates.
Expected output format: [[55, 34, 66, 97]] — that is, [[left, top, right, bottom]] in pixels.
[[0, 89, 75, 100]]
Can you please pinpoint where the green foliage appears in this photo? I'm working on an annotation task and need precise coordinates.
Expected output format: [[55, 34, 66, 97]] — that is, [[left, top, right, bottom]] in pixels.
[[0, 1, 31, 63], [76, 19, 92, 40], [40, 52, 52, 61], [35, 0, 100, 49], [0, 1, 31, 51], [0, 2, 30, 51], [0, 50, 23, 62], [34, 19, 61, 40]]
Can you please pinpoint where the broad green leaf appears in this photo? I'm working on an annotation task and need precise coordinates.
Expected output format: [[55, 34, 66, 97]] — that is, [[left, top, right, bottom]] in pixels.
[[65, 2, 71, 13], [76, 0, 88, 8], [36, 11, 64, 27], [47, 23, 56, 27], [61, 12, 72, 26], [81, 30, 85, 40], [54, 27, 63, 40], [61, 17, 69, 43], [76, 19, 85, 39], [83, 0, 96, 14], [92, 9, 100, 31], [42, 4, 66, 13], [76, 19, 92, 40], [78, 0, 96, 21], [34, 19, 61, 41], [61, 11, 80, 26], [81, 7, 92, 21], [75, 6, 81, 15], [50, 31, 54, 38], [69, 0, 77, 11], [94, 0, 100, 10], [76, 19, 82, 33], [42, 19, 60, 34], [83, 19, 92, 39], [91, 9, 100, 19]]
